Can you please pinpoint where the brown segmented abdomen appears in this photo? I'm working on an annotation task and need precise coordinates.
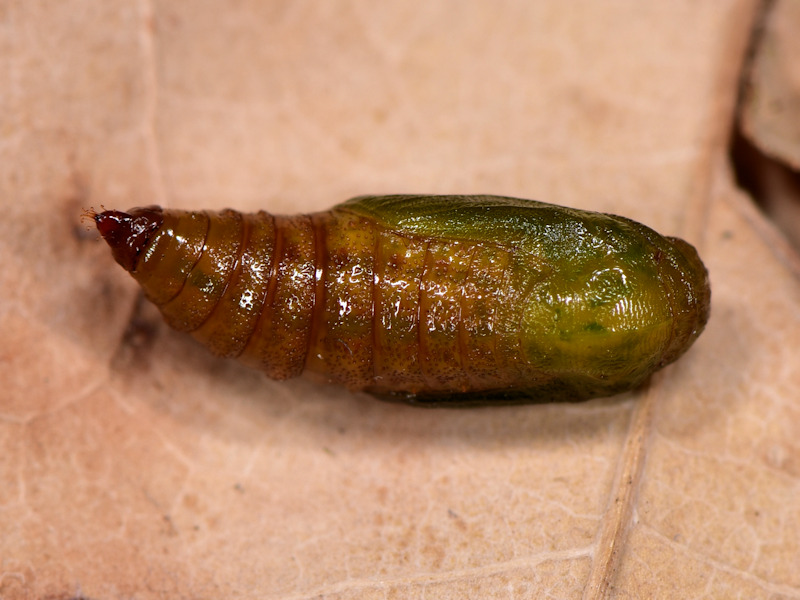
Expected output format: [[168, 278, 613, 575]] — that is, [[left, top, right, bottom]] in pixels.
[[98, 205, 514, 395]]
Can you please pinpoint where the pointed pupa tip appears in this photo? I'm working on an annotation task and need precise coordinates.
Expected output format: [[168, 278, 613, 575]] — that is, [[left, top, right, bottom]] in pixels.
[[94, 206, 164, 272]]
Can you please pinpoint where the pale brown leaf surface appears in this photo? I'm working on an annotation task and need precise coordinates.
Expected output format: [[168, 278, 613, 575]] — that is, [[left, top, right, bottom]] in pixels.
[[3, 1, 799, 599]]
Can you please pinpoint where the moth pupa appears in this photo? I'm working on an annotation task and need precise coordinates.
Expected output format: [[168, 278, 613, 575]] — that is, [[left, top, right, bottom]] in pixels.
[[92, 195, 710, 406]]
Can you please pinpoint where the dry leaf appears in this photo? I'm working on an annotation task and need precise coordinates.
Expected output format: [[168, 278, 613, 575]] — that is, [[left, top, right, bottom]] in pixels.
[[741, 0, 800, 170], [3, 1, 799, 599], [737, 0, 800, 251]]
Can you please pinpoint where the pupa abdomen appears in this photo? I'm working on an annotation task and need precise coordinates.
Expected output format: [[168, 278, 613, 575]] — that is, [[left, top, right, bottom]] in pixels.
[[94, 195, 710, 406]]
